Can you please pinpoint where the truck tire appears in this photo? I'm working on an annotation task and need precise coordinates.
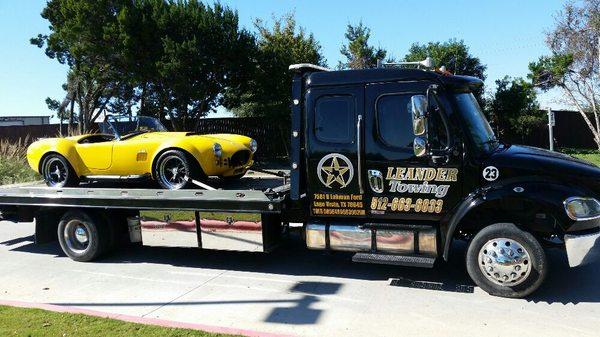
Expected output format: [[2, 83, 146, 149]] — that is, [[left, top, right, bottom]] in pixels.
[[466, 223, 547, 298], [57, 210, 110, 262], [41, 154, 79, 188]]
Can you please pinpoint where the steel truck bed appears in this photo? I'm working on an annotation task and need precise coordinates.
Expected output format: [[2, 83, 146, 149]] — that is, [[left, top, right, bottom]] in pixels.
[[0, 171, 289, 214], [0, 172, 290, 254]]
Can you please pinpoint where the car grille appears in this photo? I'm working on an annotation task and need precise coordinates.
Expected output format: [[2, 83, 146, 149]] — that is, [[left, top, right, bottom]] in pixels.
[[230, 150, 251, 167]]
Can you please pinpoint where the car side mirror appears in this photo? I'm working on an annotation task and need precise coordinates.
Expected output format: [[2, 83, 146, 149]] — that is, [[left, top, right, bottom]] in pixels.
[[413, 136, 428, 157], [411, 95, 427, 136]]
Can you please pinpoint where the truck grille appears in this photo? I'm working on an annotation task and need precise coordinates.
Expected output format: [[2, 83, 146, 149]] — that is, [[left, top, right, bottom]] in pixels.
[[230, 150, 250, 167]]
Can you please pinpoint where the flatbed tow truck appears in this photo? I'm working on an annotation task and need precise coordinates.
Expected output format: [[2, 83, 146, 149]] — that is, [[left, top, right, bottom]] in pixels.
[[1, 62, 600, 298]]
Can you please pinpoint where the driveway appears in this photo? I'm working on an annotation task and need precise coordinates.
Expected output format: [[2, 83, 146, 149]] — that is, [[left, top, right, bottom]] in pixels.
[[1, 220, 599, 337]]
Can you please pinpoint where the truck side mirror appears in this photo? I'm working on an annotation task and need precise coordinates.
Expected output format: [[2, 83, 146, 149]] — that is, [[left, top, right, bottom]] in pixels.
[[411, 95, 428, 157], [411, 95, 427, 136], [413, 136, 428, 157]]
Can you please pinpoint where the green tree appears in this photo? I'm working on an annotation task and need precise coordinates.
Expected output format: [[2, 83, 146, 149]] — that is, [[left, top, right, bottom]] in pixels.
[[338, 22, 387, 69], [529, 0, 600, 149], [404, 39, 487, 103], [488, 76, 542, 141], [226, 13, 325, 121], [31, 0, 126, 133], [150, 1, 256, 130], [33, 0, 255, 131]]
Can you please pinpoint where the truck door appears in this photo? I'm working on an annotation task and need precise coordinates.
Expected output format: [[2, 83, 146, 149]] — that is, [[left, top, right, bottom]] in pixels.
[[363, 82, 463, 220], [305, 85, 366, 218]]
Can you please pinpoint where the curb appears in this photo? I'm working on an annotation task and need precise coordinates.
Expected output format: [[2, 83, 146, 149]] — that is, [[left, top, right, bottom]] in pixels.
[[0, 299, 295, 337]]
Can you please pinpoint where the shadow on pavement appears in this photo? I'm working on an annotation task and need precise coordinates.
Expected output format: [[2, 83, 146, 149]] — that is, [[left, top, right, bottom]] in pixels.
[[8, 229, 600, 305], [0, 234, 34, 246], [49, 279, 343, 325]]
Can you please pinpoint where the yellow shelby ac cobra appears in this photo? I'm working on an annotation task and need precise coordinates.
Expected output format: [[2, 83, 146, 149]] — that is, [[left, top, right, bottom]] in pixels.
[[27, 115, 257, 189]]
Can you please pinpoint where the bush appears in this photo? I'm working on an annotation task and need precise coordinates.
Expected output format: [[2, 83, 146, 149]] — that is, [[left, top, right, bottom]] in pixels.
[[0, 138, 40, 185]]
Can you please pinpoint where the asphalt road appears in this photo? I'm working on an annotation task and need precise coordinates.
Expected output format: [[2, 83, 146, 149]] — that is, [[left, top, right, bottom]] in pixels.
[[1, 220, 599, 337]]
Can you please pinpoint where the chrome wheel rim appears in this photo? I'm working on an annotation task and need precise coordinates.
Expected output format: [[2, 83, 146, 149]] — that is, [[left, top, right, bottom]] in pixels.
[[64, 220, 91, 254], [478, 238, 532, 286], [158, 155, 188, 190], [43, 157, 68, 187]]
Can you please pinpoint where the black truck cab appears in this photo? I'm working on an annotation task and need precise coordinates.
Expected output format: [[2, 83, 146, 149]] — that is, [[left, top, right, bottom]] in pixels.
[[289, 64, 600, 298]]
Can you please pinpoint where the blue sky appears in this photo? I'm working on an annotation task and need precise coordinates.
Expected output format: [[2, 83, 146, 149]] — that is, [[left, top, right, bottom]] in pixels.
[[0, 0, 566, 120]]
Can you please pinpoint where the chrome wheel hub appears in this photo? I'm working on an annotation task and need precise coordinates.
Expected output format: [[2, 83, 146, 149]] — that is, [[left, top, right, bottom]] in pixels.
[[74, 226, 89, 244], [44, 158, 68, 187], [478, 238, 531, 286], [158, 155, 188, 190], [64, 220, 90, 254]]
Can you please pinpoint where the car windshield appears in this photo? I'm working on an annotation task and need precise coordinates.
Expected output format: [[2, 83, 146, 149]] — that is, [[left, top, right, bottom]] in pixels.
[[102, 116, 167, 139], [449, 92, 498, 154]]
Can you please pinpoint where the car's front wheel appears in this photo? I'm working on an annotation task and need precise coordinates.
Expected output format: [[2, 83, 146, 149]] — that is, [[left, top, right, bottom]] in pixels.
[[41, 154, 79, 188], [154, 150, 200, 190], [466, 223, 547, 298]]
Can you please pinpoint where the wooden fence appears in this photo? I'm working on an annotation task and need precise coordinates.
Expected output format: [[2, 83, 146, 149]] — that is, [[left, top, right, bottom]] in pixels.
[[0, 112, 597, 161], [0, 117, 290, 161], [498, 110, 598, 150]]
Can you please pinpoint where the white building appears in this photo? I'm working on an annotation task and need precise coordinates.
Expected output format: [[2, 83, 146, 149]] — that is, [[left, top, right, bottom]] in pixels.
[[0, 116, 51, 126]]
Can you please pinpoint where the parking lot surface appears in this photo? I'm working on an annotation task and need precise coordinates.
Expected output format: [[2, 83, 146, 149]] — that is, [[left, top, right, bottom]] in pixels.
[[1, 220, 599, 337]]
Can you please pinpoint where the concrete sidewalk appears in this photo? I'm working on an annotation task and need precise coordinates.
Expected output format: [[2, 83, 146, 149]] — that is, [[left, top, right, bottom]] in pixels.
[[1, 220, 599, 337]]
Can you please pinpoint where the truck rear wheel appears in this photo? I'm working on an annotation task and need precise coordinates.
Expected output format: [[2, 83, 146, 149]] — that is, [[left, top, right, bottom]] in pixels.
[[57, 210, 109, 262], [466, 223, 547, 298]]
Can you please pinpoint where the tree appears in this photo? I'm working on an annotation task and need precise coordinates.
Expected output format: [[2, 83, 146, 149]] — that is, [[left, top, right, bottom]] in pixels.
[[150, 1, 256, 130], [488, 76, 543, 141], [338, 22, 387, 69], [32, 0, 255, 132], [31, 0, 128, 133], [404, 39, 487, 104], [528, 0, 600, 149], [226, 13, 325, 121]]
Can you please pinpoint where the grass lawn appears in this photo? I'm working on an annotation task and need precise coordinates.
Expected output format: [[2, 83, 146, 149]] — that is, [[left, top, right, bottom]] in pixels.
[[0, 305, 238, 337], [560, 148, 600, 166]]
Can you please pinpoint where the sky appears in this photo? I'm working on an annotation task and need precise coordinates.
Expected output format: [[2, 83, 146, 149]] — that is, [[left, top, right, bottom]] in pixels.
[[0, 0, 567, 121]]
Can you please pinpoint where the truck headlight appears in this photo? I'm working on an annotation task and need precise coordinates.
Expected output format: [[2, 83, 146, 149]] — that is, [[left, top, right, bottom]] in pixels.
[[564, 197, 600, 221], [213, 143, 222, 158], [249, 139, 258, 153]]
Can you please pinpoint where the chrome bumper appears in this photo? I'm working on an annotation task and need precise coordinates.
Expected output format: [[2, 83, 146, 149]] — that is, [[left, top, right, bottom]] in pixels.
[[564, 228, 600, 267]]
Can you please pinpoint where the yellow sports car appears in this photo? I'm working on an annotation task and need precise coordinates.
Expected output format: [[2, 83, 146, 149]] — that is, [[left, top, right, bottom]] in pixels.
[[27, 115, 257, 189]]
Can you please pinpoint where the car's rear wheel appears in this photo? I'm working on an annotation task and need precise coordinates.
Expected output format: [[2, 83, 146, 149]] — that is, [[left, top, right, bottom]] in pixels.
[[155, 150, 200, 190], [41, 154, 79, 188]]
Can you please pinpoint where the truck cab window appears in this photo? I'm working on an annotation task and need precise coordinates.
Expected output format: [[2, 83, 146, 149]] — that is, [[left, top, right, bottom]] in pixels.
[[376, 94, 414, 148], [315, 95, 354, 143]]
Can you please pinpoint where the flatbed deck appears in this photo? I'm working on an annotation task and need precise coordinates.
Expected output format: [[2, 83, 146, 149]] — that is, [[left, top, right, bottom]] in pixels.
[[0, 170, 289, 214]]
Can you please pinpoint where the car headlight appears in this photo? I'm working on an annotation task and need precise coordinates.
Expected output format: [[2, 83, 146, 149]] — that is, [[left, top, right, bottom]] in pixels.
[[213, 143, 222, 158], [564, 197, 600, 221], [249, 139, 258, 153]]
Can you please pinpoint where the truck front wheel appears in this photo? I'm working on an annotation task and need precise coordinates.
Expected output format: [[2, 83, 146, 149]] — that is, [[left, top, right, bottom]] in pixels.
[[466, 223, 547, 298], [57, 210, 109, 262]]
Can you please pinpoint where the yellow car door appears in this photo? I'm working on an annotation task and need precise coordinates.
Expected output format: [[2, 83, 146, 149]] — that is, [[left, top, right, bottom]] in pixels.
[[76, 141, 114, 171], [110, 135, 162, 176]]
